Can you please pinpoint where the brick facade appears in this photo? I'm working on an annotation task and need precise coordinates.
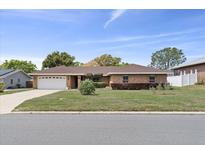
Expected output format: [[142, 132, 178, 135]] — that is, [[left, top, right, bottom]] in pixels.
[[174, 63, 205, 83], [109, 74, 167, 84], [33, 76, 37, 89], [32, 74, 167, 89], [102, 76, 110, 85]]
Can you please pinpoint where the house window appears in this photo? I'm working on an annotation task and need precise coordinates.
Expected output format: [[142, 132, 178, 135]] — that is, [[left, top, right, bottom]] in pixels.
[[123, 75, 128, 83], [149, 75, 156, 83], [10, 79, 13, 84], [89, 74, 103, 82], [18, 78, 20, 83]]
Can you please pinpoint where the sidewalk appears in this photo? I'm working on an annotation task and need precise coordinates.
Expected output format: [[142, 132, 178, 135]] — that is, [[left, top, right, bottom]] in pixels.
[[11, 111, 205, 115]]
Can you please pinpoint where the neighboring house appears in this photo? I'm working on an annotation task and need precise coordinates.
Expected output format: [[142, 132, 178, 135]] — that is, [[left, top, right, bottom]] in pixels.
[[0, 69, 32, 89], [168, 56, 205, 86], [30, 64, 167, 90]]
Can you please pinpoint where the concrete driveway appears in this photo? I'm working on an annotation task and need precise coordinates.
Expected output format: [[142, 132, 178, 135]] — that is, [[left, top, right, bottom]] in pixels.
[[0, 90, 60, 114]]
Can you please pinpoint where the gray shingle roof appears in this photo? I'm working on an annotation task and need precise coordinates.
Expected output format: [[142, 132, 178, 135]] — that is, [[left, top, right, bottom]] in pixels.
[[172, 56, 205, 69], [30, 64, 168, 75], [0, 69, 14, 77]]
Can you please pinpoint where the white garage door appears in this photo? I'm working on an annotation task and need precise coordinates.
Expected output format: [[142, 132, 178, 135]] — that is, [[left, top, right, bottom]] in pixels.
[[37, 76, 67, 90]]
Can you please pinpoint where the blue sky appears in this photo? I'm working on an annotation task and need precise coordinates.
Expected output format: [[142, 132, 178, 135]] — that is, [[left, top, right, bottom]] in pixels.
[[0, 9, 205, 69]]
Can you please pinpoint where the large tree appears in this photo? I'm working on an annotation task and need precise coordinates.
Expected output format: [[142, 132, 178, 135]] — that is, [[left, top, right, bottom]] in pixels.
[[1, 60, 37, 73], [84, 54, 122, 66], [150, 47, 186, 70], [42, 51, 75, 69], [95, 54, 121, 66]]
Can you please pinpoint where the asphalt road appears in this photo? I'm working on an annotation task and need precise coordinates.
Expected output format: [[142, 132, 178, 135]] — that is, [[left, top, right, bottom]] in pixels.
[[0, 114, 205, 144]]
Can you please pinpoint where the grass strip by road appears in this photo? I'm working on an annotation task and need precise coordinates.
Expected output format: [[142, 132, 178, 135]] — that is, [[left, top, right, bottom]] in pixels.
[[0, 89, 31, 95], [14, 85, 205, 112]]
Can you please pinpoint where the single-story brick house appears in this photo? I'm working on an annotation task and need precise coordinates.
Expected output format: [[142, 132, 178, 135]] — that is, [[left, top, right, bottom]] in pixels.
[[30, 64, 168, 90], [171, 56, 205, 84]]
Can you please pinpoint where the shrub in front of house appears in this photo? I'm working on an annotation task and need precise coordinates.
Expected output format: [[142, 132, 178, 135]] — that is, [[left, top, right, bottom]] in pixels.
[[164, 83, 174, 90], [79, 79, 95, 95], [0, 82, 5, 92], [93, 82, 107, 88], [16, 84, 21, 88], [111, 83, 158, 90], [195, 80, 204, 85], [156, 84, 165, 90]]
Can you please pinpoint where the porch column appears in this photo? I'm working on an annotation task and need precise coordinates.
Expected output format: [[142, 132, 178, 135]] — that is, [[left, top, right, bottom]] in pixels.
[[66, 76, 71, 89], [33, 76, 37, 89], [184, 70, 186, 75], [77, 75, 81, 89], [180, 71, 183, 75], [68, 76, 72, 89]]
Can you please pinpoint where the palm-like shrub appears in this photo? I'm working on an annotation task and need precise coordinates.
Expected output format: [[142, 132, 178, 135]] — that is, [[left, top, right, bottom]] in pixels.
[[0, 82, 5, 92], [79, 79, 95, 95]]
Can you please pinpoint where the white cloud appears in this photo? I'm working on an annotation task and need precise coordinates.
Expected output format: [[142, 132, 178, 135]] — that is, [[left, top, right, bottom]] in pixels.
[[97, 37, 183, 50], [104, 9, 126, 29], [96, 33, 205, 51], [187, 55, 205, 60], [77, 27, 205, 44], [0, 10, 79, 23]]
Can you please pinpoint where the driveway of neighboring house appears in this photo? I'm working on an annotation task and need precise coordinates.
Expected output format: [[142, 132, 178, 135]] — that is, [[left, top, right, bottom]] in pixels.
[[0, 90, 60, 114]]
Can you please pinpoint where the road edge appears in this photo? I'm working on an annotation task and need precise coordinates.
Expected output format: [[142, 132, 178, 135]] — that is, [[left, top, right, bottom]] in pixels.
[[9, 111, 205, 115]]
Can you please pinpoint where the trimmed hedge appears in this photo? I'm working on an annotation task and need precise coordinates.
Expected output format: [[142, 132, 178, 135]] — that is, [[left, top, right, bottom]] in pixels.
[[0, 82, 5, 92], [79, 79, 95, 95], [93, 82, 107, 88], [111, 83, 159, 90]]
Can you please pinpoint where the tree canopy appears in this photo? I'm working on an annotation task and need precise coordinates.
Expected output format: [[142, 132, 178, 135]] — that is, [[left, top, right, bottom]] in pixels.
[[42, 51, 76, 69], [150, 47, 186, 70], [1, 59, 37, 73], [95, 54, 121, 66], [84, 54, 122, 66]]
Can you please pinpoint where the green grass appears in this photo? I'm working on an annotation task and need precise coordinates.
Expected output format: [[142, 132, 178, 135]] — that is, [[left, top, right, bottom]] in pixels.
[[14, 85, 205, 111], [0, 89, 31, 95]]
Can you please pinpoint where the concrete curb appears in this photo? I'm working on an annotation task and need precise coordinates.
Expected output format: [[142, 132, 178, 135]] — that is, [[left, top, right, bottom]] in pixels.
[[10, 111, 205, 115]]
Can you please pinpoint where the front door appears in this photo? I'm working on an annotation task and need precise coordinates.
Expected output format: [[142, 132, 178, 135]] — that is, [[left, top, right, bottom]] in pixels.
[[70, 76, 78, 89], [74, 76, 78, 88]]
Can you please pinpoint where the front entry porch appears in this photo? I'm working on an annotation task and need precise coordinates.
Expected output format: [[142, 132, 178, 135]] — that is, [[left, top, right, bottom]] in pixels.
[[67, 75, 83, 89], [66, 74, 110, 89]]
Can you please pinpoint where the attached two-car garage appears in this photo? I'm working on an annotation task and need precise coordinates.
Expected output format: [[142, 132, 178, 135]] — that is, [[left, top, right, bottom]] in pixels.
[[37, 76, 67, 90]]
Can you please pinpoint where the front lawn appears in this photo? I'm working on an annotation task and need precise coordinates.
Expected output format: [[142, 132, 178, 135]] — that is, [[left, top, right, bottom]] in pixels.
[[0, 89, 31, 95], [14, 85, 205, 111]]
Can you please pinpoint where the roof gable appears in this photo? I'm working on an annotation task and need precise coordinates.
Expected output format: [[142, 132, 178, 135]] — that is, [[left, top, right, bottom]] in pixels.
[[172, 56, 205, 69], [0, 69, 14, 76], [0, 70, 31, 79]]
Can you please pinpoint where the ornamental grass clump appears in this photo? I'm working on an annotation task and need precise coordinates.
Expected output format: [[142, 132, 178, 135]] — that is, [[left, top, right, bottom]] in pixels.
[[0, 82, 5, 92], [79, 79, 95, 95]]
